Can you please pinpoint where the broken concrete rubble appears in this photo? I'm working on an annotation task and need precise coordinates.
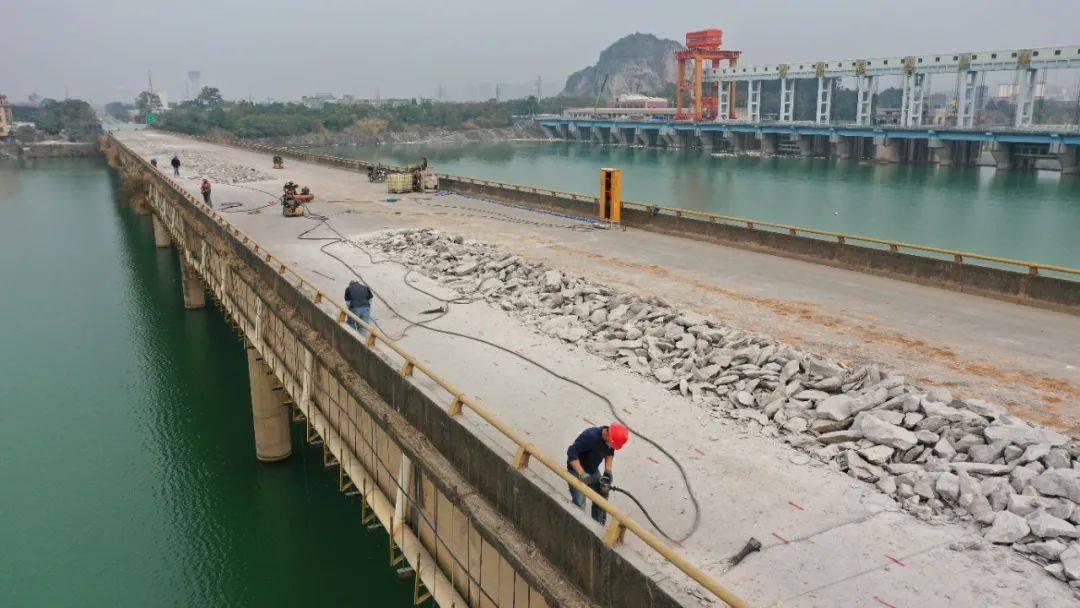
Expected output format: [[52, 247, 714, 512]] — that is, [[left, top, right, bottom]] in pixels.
[[365, 228, 1080, 588]]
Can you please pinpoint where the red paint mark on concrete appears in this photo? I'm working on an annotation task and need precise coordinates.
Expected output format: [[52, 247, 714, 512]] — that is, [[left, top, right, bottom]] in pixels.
[[646, 456, 660, 464], [583, 418, 596, 426], [771, 532, 789, 544], [884, 554, 906, 567], [787, 500, 805, 511], [874, 596, 898, 608], [692, 447, 706, 456]]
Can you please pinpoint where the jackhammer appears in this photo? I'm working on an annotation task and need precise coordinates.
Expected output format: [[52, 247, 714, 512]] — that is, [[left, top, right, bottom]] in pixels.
[[594, 474, 761, 570]]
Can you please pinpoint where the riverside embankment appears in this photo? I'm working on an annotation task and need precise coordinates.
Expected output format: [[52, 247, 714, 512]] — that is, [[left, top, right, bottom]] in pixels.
[[109, 128, 1080, 606]]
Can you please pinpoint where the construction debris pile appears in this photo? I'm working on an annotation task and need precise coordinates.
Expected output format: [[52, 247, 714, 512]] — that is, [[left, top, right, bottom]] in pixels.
[[367, 228, 1080, 586], [147, 147, 271, 184]]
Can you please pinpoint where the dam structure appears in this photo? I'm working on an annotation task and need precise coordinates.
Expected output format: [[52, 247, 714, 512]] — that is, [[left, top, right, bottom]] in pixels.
[[103, 129, 1080, 607], [540, 42, 1080, 172]]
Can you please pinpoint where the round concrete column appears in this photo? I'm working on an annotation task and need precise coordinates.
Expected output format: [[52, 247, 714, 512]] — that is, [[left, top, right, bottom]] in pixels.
[[246, 349, 292, 462], [152, 215, 172, 248]]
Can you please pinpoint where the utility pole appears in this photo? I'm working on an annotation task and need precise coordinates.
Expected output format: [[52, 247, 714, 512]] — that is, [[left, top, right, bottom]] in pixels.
[[147, 70, 154, 93], [495, 83, 501, 102], [535, 75, 542, 100]]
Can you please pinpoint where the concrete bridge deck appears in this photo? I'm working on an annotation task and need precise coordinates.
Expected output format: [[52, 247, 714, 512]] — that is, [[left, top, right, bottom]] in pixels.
[[115, 129, 1079, 607]]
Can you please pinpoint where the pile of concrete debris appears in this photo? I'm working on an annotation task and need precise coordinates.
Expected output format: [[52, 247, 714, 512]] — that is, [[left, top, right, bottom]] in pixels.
[[147, 147, 271, 184], [366, 228, 1080, 587]]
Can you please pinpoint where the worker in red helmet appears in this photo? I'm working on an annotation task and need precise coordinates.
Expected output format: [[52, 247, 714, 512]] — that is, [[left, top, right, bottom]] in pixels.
[[566, 422, 629, 524]]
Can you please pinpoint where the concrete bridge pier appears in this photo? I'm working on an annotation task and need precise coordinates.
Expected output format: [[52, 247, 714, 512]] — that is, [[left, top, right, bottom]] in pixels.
[[555, 124, 569, 140], [724, 131, 745, 153], [757, 132, 778, 155], [589, 126, 610, 145], [830, 134, 852, 160], [929, 138, 955, 167], [696, 130, 714, 152], [180, 260, 206, 309], [633, 128, 654, 147], [989, 142, 1013, 170], [794, 134, 814, 158], [657, 129, 677, 148], [873, 136, 900, 163], [245, 348, 292, 462], [152, 215, 172, 248], [1051, 142, 1079, 174]]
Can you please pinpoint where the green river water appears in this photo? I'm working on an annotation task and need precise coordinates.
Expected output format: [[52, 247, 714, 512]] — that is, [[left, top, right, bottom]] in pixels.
[[319, 141, 1080, 268], [0, 158, 413, 606]]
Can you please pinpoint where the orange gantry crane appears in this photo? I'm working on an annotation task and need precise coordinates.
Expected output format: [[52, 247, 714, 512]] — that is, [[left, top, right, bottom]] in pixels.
[[674, 29, 741, 121]]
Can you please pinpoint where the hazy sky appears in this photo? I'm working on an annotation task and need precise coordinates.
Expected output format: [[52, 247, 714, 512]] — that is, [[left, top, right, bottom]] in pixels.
[[3, 0, 1077, 104]]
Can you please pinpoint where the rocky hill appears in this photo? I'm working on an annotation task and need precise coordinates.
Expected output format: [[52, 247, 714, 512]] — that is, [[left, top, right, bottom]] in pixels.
[[561, 33, 683, 98]]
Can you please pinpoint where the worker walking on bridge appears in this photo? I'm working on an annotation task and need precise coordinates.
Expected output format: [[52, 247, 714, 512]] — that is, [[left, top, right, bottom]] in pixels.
[[566, 422, 628, 524], [170, 154, 181, 176], [200, 178, 212, 207], [344, 279, 374, 336]]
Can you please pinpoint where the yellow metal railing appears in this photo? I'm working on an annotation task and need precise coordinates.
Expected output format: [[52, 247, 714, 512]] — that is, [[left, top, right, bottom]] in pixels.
[[435, 174, 1079, 279], [109, 135, 752, 608]]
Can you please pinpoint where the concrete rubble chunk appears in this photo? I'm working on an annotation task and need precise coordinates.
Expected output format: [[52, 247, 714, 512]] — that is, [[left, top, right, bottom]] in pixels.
[[860, 415, 918, 450], [950, 462, 1013, 476], [859, 445, 895, 465], [936, 472, 960, 503], [818, 429, 862, 444], [804, 355, 845, 378], [969, 440, 1009, 464], [963, 398, 1005, 419], [926, 386, 953, 404], [1011, 467, 1040, 494], [1021, 443, 1053, 464], [985, 416, 1069, 448], [983, 510, 1030, 544], [1027, 509, 1080, 539], [1046, 448, 1073, 470], [1032, 469, 1080, 503], [1028, 539, 1068, 560], [816, 395, 853, 422], [958, 470, 995, 523], [1060, 544, 1080, 580], [933, 438, 957, 460]]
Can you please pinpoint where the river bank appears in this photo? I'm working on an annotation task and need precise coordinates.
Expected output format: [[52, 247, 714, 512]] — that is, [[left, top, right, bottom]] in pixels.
[[0, 141, 99, 159], [256, 119, 551, 147]]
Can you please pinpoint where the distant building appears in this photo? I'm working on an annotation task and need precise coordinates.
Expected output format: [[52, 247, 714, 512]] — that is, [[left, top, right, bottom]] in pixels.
[[301, 93, 337, 109], [996, 82, 1046, 99], [613, 93, 668, 109], [930, 107, 956, 125], [0, 94, 13, 139], [872, 107, 902, 125]]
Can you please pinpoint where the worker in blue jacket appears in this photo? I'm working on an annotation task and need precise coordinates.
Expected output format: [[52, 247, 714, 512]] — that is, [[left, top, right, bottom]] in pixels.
[[566, 422, 629, 524]]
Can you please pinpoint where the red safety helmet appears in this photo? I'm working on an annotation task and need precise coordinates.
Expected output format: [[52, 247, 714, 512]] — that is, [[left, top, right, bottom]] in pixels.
[[608, 422, 629, 450]]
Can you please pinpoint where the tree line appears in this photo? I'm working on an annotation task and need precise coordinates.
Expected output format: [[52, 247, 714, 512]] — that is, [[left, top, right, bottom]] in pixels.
[[153, 87, 594, 139]]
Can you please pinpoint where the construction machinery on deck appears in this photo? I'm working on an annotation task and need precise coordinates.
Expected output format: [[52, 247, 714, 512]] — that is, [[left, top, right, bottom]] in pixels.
[[281, 181, 314, 217]]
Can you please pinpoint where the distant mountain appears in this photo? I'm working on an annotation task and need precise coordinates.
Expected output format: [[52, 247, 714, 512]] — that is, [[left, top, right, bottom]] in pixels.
[[561, 33, 683, 98]]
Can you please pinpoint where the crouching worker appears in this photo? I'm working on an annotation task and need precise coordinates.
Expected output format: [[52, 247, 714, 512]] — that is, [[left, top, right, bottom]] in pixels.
[[344, 279, 373, 336], [566, 422, 629, 524]]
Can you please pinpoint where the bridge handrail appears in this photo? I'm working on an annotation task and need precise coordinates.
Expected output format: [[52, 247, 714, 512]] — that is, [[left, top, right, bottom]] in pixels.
[[617, 200, 1078, 276], [168, 134, 1078, 278], [107, 135, 752, 608], [433, 173, 1078, 278]]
